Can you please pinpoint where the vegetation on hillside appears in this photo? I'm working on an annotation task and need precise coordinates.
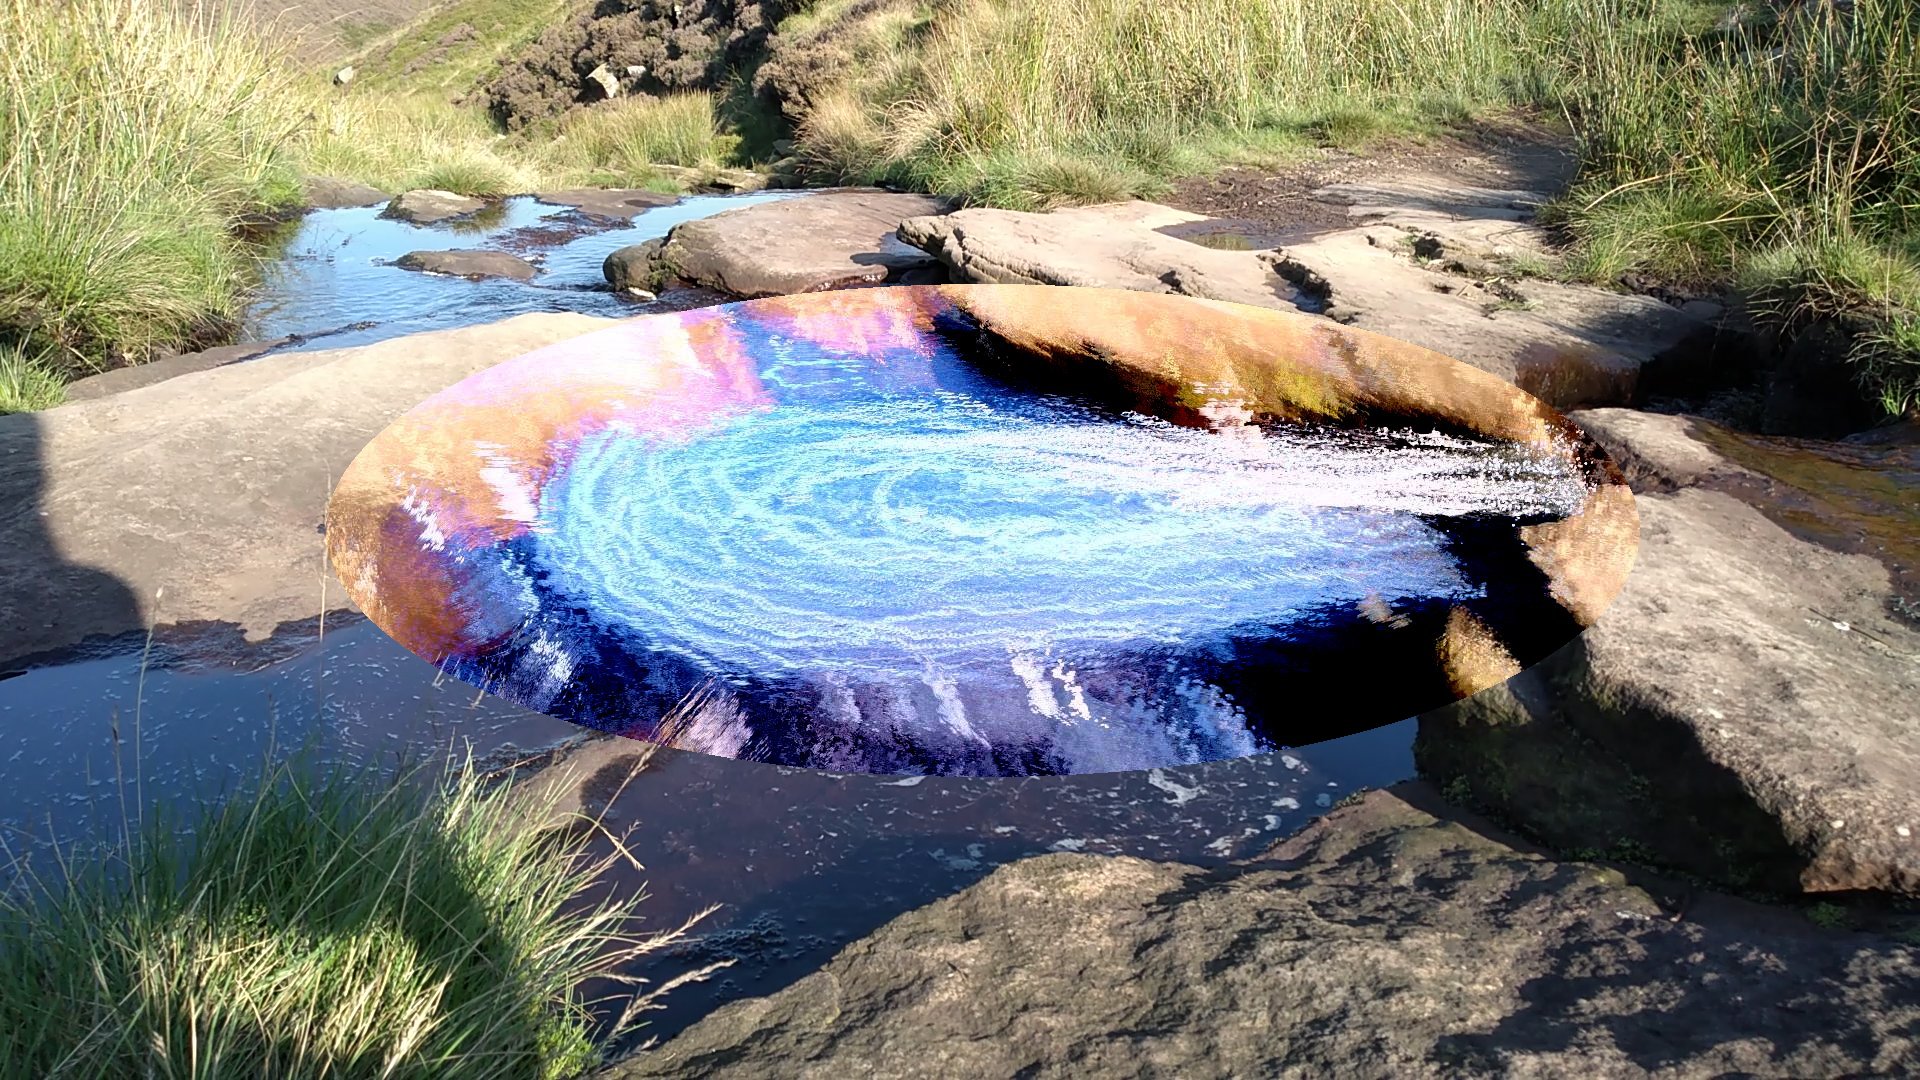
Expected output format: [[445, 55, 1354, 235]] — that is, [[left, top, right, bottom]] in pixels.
[[770, 0, 1918, 417], [1, 0, 1913, 416]]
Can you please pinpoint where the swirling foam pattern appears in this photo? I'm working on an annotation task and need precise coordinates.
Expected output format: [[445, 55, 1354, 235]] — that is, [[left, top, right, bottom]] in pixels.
[[327, 286, 1638, 777], [534, 379, 1588, 677]]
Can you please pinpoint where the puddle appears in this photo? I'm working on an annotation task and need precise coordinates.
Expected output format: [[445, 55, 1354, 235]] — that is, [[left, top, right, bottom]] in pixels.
[[240, 190, 804, 354], [0, 614, 1416, 1036]]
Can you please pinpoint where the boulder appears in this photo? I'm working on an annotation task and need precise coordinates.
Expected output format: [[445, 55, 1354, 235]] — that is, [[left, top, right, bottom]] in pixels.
[[380, 188, 488, 225], [531, 188, 679, 222], [656, 189, 951, 298], [586, 62, 620, 99], [897, 202, 1305, 310], [302, 176, 388, 211], [1418, 409, 1920, 895], [393, 249, 538, 281], [603, 237, 666, 292], [0, 313, 616, 667], [602, 785, 1920, 1079]]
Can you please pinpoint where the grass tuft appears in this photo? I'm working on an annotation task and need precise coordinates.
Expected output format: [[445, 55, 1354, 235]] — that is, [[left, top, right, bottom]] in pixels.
[[0, 746, 722, 1078], [0, 341, 67, 415], [0, 0, 308, 370]]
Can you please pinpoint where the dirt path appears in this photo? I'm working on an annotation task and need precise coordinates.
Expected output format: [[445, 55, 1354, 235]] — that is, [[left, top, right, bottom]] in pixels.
[[1163, 116, 1578, 246]]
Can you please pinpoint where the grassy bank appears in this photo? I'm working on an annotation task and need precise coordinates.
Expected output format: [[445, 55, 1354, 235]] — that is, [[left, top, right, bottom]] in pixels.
[[0, 0, 744, 406], [0, 749, 711, 1078], [776, 0, 1919, 416], [0, 0, 309, 388]]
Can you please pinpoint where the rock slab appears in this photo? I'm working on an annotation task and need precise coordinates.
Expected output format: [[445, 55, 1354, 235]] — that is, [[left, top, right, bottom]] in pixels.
[[896, 184, 1716, 410], [302, 176, 389, 211], [533, 188, 680, 222], [380, 188, 488, 225], [0, 313, 615, 667], [898, 202, 1304, 311], [657, 190, 950, 298], [604, 785, 1920, 1079], [1419, 409, 1920, 895], [394, 249, 538, 281]]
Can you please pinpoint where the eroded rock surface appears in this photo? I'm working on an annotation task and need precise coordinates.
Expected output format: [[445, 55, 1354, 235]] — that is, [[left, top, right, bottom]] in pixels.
[[897, 202, 1304, 310], [655, 189, 950, 297], [897, 181, 1717, 410], [380, 188, 488, 225], [1419, 409, 1920, 896], [533, 188, 681, 222], [604, 785, 1920, 1079]]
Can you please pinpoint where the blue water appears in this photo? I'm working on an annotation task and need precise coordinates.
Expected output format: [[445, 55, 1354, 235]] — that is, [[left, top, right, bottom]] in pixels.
[[241, 190, 801, 352], [437, 320, 1592, 776]]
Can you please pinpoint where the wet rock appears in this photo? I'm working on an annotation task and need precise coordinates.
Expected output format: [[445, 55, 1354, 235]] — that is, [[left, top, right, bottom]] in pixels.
[[60, 340, 294, 403], [1419, 408, 1920, 896], [531, 188, 679, 222], [603, 237, 666, 292], [1759, 316, 1889, 437], [380, 189, 488, 225], [393, 249, 538, 282], [602, 785, 1920, 1079], [898, 202, 1305, 311], [656, 189, 950, 298], [302, 176, 388, 210], [0, 313, 616, 666]]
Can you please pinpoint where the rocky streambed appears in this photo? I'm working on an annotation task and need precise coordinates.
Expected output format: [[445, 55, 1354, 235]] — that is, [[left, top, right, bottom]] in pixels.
[[3, 141, 1917, 1075]]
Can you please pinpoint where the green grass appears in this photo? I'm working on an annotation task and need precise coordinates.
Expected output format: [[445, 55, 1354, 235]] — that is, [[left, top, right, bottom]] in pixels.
[[1541, 0, 1920, 415], [551, 93, 745, 176], [342, 0, 587, 94], [0, 746, 719, 1078], [785, 0, 1539, 201], [0, 342, 67, 414], [0, 0, 309, 373]]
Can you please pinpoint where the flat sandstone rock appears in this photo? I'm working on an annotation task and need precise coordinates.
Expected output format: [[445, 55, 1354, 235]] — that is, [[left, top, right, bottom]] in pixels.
[[1420, 409, 1920, 895], [0, 313, 616, 667], [657, 189, 951, 298], [602, 785, 1920, 1079]]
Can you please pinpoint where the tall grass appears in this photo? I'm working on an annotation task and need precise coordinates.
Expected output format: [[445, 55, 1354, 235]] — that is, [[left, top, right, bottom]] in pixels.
[[0, 0, 309, 373], [302, 91, 541, 197], [0, 745, 719, 1078], [792, 0, 1541, 206], [1544, 0, 1920, 414], [550, 93, 745, 180]]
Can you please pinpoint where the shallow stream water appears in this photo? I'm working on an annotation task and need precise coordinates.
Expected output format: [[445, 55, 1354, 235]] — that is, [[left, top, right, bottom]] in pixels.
[[240, 189, 800, 352]]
